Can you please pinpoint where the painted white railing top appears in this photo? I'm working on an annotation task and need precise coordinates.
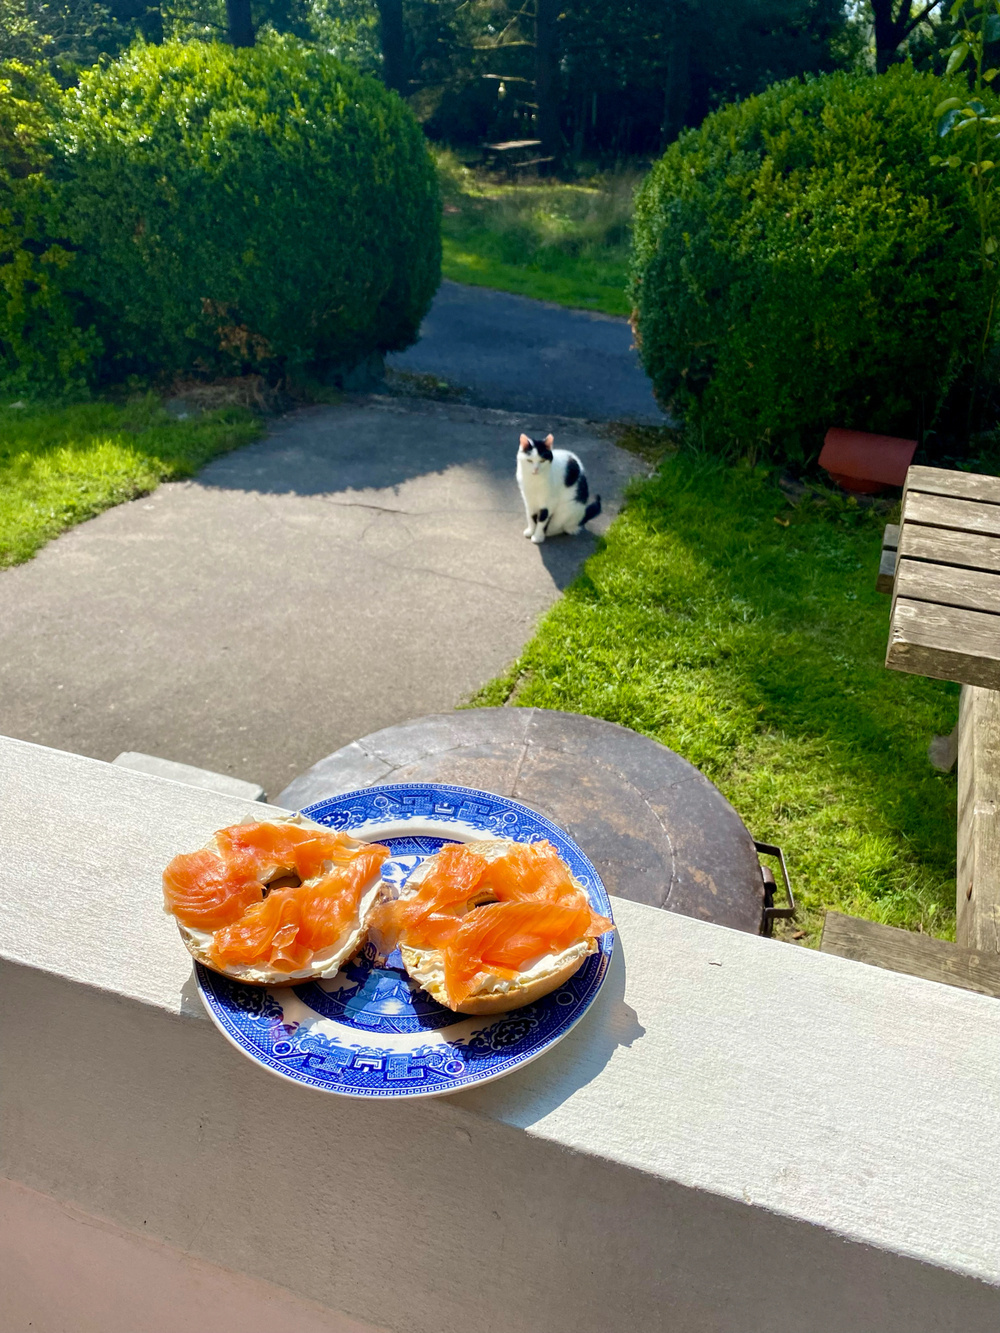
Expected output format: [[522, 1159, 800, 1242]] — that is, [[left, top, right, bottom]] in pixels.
[[3, 733, 1000, 1332]]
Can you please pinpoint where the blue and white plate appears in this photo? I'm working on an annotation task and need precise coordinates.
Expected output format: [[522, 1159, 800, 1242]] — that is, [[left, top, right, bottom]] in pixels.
[[196, 782, 615, 1099]]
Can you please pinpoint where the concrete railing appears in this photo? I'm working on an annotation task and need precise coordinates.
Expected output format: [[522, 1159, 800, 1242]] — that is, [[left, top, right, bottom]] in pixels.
[[3, 734, 1000, 1332]]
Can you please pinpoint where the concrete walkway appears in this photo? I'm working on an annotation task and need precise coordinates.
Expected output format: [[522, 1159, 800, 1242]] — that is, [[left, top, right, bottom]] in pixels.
[[0, 397, 642, 799], [389, 280, 665, 422]]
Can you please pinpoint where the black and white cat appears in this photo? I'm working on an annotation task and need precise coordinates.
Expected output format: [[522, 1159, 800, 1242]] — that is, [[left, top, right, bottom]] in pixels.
[[516, 433, 602, 544]]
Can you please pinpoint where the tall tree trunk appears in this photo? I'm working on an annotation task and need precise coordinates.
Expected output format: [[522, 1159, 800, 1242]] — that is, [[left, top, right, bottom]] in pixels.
[[661, 16, 691, 147], [535, 0, 560, 168], [138, 4, 164, 44], [870, 0, 914, 74], [376, 0, 407, 95], [225, 0, 254, 46]]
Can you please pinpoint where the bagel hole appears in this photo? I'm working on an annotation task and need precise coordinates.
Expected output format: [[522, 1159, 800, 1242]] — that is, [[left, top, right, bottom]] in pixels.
[[264, 872, 301, 896]]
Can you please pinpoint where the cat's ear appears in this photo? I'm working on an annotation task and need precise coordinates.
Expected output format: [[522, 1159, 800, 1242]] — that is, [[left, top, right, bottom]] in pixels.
[[519, 434, 532, 451], [544, 434, 554, 447]]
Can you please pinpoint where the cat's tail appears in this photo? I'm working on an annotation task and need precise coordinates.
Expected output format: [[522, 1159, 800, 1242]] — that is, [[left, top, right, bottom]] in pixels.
[[583, 495, 602, 526]]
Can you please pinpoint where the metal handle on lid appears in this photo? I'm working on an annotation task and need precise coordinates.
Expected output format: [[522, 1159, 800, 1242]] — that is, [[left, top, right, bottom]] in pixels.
[[754, 840, 795, 936]]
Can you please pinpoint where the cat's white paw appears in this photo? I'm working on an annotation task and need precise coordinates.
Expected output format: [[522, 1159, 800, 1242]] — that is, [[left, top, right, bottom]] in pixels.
[[524, 527, 533, 538], [531, 531, 546, 544]]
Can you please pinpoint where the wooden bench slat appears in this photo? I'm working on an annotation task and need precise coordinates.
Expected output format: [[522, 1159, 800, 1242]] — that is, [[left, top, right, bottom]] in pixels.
[[957, 684, 1000, 952], [898, 524, 1000, 575], [886, 597, 1000, 688], [903, 490, 1000, 538], [820, 911, 1000, 998], [904, 465, 1000, 506], [894, 556, 1000, 615]]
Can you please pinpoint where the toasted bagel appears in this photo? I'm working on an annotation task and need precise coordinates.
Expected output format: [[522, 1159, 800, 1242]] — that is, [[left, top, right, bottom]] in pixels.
[[166, 812, 387, 986], [375, 837, 607, 1014], [399, 937, 596, 1014]]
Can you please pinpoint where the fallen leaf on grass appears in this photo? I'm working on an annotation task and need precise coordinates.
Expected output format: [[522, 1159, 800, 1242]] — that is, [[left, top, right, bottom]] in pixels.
[[774, 516, 790, 527]]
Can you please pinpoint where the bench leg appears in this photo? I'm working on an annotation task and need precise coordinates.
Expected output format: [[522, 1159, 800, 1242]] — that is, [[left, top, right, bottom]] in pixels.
[[957, 684, 1000, 950]]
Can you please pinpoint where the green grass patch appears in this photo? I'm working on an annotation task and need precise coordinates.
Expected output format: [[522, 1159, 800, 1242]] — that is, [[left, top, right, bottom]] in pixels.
[[437, 151, 636, 317], [470, 450, 959, 944], [0, 396, 263, 567]]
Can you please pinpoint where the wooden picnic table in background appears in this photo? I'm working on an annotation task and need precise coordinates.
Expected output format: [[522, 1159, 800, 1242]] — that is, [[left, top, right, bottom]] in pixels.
[[481, 138, 554, 178]]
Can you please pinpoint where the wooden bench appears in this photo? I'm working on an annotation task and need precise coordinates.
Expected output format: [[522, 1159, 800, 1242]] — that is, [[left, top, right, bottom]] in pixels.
[[886, 465, 1000, 689], [835, 464, 1000, 987]]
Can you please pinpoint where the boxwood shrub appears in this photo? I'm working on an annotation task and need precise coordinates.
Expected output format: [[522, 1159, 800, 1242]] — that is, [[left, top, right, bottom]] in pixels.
[[52, 36, 440, 383], [630, 66, 983, 464], [0, 62, 99, 392]]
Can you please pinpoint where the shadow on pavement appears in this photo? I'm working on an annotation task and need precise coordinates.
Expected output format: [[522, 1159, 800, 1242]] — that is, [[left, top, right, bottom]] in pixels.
[[193, 399, 631, 508]]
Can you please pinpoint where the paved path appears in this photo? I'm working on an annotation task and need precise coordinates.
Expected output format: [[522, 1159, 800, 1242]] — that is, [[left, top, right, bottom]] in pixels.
[[0, 398, 642, 799], [389, 280, 665, 422]]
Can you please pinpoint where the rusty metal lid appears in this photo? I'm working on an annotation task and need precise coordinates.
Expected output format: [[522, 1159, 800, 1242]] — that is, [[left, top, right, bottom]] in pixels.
[[275, 708, 765, 934]]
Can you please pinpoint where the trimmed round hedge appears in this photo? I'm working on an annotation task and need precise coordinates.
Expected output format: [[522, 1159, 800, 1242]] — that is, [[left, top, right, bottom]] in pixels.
[[0, 62, 99, 393], [630, 66, 983, 463], [53, 36, 440, 383]]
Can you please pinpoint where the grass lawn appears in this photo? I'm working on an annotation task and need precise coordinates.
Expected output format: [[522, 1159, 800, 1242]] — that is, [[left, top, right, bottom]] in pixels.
[[437, 151, 636, 317], [0, 395, 263, 567], [471, 446, 960, 946]]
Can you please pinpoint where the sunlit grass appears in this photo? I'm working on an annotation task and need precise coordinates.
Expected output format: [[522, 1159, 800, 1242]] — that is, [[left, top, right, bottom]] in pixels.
[[437, 149, 637, 316], [0, 395, 263, 566], [471, 447, 959, 945]]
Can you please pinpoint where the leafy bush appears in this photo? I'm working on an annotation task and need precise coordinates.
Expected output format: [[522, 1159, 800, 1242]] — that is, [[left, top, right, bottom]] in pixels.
[[630, 66, 983, 464], [52, 36, 440, 383], [0, 61, 99, 392]]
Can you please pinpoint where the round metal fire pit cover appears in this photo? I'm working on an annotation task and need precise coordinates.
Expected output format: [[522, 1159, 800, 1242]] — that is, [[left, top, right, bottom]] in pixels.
[[275, 708, 765, 934]]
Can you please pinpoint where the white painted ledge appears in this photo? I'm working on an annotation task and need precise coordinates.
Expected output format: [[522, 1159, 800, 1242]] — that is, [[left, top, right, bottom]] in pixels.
[[3, 734, 1000, 1332]]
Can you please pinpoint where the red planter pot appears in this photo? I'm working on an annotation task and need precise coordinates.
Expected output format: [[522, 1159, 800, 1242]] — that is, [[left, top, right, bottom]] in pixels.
[[818, 428, 917, 494]]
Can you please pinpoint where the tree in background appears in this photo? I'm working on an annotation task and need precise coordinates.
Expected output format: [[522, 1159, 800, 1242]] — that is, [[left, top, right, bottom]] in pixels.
[[388, 0, 849, 157], [0, 0, 853, 156], [0, 0, 163, 65], [863, 1, 1000, 83], [562, 0, 849, 152], [225, 0, 254, 44], [375, 0, 405, 90], [867, 0, 940, 72], [534, 0, 558, 161], [0, 0, 379, 62]]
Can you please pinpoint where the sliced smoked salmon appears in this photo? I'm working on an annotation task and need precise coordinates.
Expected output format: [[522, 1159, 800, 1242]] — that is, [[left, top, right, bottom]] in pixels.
[[161, 848, 263, 931], [163, 817, 390, 983], [375, 838, 614, 1011]]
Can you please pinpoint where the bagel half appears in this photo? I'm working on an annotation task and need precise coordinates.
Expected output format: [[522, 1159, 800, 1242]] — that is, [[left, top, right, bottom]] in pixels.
[[170, 812, 385, 986], [381, 838, 601, 1015], [399, 938, 595, 1015]]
